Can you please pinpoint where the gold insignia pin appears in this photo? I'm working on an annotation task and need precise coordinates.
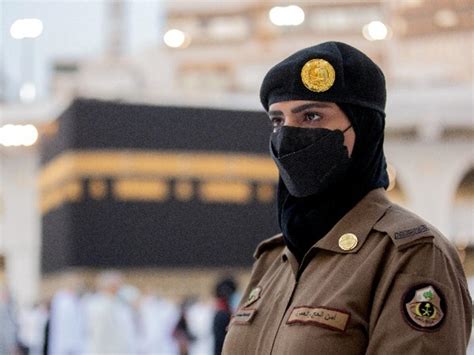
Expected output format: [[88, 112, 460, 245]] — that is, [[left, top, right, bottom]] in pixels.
[[301, 58, 336, 93], [338, 233, 358, 251], [244, 286, 262, 308]]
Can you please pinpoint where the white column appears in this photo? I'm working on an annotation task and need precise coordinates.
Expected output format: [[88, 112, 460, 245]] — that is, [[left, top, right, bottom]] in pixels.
[[0, 147, 41, 306], [385, 141, 473, 239]]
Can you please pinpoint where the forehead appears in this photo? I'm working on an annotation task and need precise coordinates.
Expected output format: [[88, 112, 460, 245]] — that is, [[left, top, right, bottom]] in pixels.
[[268, 100, 337, 112]]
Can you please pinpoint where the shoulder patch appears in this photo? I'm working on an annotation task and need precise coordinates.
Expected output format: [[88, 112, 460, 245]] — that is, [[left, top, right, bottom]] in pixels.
[[402, 284, 446, 332], [254, 234, 285, 259], [373, 205, 434, 249]]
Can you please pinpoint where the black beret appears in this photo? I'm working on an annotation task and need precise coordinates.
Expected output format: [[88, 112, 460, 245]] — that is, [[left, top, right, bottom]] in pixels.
[[260, 41, 386, 114]]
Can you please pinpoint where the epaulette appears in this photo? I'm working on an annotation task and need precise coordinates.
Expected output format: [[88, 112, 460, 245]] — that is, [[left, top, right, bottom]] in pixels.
[[373, 205, 435, 250], [254, 234, 285, 259]]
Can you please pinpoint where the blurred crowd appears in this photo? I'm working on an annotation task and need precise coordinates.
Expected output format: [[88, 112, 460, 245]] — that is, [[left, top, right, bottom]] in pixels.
[[0, 272, 239, 355]]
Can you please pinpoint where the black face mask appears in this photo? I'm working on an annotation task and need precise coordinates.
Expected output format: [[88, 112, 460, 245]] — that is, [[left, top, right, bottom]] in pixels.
[[270, 126, 352, 198]]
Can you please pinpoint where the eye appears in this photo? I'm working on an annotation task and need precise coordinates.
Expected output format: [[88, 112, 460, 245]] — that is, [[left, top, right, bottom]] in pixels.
[[270, 117, 284, 131], [304, 112, 321, 122]]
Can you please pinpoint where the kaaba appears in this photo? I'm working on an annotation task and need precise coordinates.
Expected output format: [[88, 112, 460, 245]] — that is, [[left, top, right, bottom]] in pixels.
[[39, 98, 280, 274]]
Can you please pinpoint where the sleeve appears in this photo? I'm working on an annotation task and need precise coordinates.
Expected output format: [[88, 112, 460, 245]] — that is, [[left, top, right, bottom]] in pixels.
[[366, 242, 472, 354]]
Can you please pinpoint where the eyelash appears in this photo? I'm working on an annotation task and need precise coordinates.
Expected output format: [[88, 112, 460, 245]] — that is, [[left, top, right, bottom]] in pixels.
[[304, 112, 321, 122], [270, 112, 322, 131], [271, 117, 284, 129]]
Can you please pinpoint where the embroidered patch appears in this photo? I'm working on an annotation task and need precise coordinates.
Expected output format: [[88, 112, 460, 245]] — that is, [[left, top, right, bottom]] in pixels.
[[394, 225, 429, 240], [287, 306, 350, 332], [243, 286, 262, 308], [232, 309, 257, 325], [402, 284, 446, 331]]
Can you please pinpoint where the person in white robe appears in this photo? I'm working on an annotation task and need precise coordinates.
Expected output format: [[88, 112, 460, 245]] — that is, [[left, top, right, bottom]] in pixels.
[[0, 285, 17, 355], [17, 302, 48, 355], [48, 288, 84, 355], [83, 271, 136, 354], [138, 292, 180, 355], [187, 299, 214, 355]]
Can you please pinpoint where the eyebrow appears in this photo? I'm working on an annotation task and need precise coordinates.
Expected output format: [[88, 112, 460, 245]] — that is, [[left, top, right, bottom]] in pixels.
[[268, 110, 283, 117], [268, 102, 331, 117], [291, 102, 331, 113]]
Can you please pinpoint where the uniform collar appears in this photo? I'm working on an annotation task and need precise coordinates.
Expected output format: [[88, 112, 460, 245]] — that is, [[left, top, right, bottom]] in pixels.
[[314, 188, 391, 254], [281, 188, 391, 268]]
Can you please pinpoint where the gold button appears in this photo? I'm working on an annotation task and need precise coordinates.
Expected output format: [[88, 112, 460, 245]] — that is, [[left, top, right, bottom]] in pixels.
[[338, 233, 358, 251]]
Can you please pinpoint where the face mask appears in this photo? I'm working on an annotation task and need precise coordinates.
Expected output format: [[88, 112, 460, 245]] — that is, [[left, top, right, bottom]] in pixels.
[[270, 126, 351, 198]]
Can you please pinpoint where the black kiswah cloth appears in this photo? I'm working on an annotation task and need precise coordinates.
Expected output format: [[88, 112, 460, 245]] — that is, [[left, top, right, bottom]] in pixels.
[[277, 103, 390, 262]]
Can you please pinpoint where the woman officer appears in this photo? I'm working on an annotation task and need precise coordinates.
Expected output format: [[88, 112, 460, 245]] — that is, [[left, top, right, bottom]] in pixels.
[[222, 41, 471, 354]]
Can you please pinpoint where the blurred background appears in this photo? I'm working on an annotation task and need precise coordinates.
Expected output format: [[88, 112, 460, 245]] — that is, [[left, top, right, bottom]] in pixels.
[[0, 0, 472, 354]]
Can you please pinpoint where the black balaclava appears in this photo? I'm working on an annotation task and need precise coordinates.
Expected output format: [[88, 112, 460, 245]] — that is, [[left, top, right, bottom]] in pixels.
[[276, 103, 389, 261]]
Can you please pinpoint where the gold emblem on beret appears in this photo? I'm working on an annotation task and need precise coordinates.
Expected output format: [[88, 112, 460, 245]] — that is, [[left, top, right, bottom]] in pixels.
[[301, 59, 336, 92], [338, 233, 358, 251]]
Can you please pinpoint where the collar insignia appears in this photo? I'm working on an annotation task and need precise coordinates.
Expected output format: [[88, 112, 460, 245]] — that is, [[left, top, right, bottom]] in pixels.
[[243, 286, 262, 308], [338, 233, 358, 251]]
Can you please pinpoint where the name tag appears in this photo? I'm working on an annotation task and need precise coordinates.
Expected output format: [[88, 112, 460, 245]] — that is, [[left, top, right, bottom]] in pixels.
[[287, 306, 350, 332], [231, 309, 257, 325]]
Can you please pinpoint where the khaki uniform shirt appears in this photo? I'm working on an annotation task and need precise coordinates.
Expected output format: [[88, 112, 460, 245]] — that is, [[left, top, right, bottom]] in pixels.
[[223, 189, 472, 354]]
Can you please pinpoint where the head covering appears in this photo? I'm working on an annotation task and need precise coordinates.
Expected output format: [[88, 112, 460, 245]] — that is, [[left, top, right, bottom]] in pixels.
[[260, 41, 389, 261], [260, 41, 386, 114]]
